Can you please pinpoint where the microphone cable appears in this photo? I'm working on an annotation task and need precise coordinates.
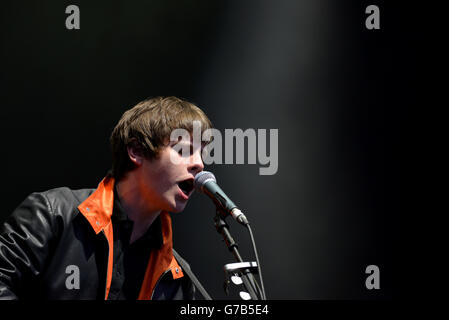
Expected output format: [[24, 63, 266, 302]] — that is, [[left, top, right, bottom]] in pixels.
[[246, 223, 267, 300]]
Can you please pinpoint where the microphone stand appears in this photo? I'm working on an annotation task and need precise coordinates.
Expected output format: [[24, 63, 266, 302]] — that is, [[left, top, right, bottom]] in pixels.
[[214, 210, 262, 300]]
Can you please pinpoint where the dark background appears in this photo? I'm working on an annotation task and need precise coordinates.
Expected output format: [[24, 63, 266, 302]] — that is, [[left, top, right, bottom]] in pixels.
[[1, 0, 417, 299]]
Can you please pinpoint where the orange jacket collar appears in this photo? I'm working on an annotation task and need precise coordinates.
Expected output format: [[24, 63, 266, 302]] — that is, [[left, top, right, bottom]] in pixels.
[[78, 175, 184, 300]]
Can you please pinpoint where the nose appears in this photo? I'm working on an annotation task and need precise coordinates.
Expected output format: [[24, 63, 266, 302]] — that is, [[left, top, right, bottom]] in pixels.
[[188, 149, 204, 174]]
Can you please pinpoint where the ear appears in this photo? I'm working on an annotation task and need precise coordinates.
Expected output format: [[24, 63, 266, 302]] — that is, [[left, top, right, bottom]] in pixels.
[[127, 139, 145, 167]]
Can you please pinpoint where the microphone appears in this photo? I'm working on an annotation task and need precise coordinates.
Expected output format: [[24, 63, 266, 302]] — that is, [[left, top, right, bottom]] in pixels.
[[194, 171, 249, 225]]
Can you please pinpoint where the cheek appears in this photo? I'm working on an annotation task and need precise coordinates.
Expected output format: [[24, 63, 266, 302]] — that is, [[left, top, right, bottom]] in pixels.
[[150, 167, 177, 195], [151, 172, 173, 194]]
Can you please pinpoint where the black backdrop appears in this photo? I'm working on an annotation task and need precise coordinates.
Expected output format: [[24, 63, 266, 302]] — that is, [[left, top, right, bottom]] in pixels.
[[1, 0, 417, 299]]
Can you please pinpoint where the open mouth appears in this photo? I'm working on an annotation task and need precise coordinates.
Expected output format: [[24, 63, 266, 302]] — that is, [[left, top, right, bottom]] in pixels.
[[177, 178, 194, 197]]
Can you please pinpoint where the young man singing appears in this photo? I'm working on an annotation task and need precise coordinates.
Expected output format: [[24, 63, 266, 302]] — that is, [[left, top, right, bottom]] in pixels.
[[0, 96, 212, 300]]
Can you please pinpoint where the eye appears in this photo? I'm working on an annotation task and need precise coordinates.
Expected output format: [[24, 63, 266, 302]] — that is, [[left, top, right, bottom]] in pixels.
[[175, 144, 194, 157]]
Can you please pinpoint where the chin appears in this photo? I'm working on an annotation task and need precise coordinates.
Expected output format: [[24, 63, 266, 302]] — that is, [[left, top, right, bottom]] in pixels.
[[171, 205, 186, 213], [166, 200, 187, 213]]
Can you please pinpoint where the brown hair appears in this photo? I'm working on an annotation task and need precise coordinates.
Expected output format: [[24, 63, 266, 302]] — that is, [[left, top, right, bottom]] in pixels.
[[110, 96, 213, 180]]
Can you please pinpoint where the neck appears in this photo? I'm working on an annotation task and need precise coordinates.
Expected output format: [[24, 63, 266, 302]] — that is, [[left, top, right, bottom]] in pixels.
[[115, 173, 161, 242]]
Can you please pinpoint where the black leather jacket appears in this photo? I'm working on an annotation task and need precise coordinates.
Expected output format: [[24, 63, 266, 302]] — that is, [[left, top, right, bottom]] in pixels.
[[0, 177, 195, 300]]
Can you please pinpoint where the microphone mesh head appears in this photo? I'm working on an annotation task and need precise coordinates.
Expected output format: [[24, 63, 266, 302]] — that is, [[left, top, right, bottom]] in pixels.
[[194, 171, 216, 192]]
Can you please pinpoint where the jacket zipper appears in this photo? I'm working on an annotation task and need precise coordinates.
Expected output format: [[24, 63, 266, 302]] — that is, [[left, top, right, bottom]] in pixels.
[[150, 269, 171, 299], [100, 230, 109, 299]]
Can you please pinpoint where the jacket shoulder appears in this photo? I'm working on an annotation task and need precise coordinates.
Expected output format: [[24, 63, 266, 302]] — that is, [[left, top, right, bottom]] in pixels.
[[37, 187, 95, 217]]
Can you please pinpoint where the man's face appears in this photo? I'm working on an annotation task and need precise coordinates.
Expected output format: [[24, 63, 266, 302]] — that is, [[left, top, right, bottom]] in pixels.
[[137, 139, 204, 213]]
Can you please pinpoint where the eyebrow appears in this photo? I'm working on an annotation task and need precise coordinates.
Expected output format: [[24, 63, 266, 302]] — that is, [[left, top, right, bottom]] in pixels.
[[171, 140, 208, 150]]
